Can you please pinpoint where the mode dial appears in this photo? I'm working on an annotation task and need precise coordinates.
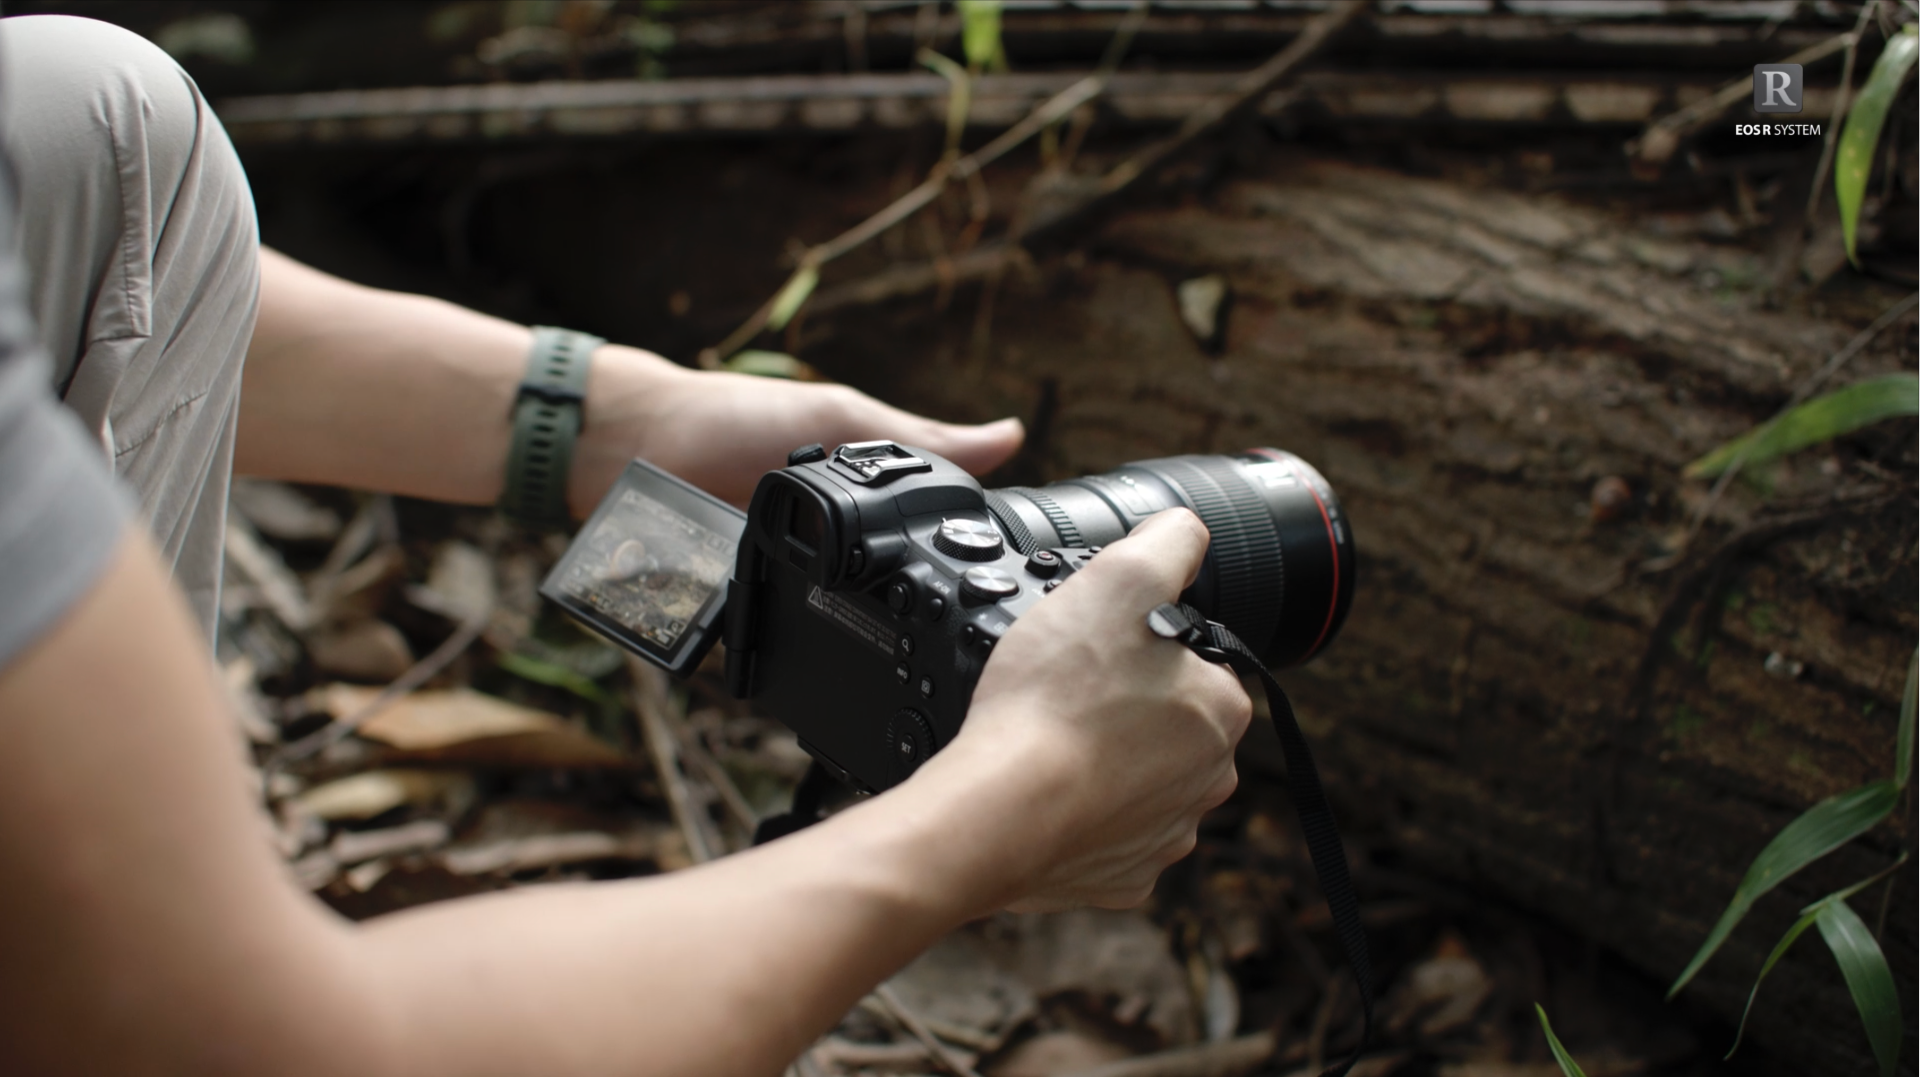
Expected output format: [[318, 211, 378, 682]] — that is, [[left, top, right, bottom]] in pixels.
[[933, 518, 1003, 562]]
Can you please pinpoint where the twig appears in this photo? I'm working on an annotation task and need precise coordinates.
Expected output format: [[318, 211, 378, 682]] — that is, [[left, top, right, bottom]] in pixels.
[[1671, 291, 1918, 557], [672, 721, 759, 837], [1056, 1031, 1277, 1077], [1305, 977, 1344, 1075], [1094, 0, 1367, 197], [700, 73, 1107, 366], [1803, 2, 1879, 227], [872, 983, 986, 1077], [1629, 30, 1854, 169], [629, 656, 720, 864], [274, 601, 492, 765]]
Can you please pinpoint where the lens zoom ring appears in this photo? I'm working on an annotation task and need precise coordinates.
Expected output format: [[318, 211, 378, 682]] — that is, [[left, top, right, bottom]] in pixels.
[[1003, 487, 1083, 548], [983, 491, 1038, 557], [1153, 457, 1283, 652]]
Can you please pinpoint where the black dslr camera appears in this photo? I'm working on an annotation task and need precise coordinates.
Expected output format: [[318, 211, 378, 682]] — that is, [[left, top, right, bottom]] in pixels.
[[543, 440, 1355, 797]]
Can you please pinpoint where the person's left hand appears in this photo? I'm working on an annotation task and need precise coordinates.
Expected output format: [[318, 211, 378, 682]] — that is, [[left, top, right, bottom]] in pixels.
[[570, 345, 1025, 511]]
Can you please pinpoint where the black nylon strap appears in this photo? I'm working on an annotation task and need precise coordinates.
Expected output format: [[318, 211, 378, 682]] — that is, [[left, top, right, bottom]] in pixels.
[[1163, 603, 1374, 1077]]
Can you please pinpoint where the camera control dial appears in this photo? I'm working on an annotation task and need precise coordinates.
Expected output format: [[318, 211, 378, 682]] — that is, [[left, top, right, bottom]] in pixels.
[[933, 517, 1003, 561], [960, 566, 1020, 602]]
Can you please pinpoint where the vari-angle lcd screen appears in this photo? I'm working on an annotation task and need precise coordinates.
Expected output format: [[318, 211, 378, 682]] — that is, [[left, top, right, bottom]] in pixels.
[[543, 459, 746, 673]]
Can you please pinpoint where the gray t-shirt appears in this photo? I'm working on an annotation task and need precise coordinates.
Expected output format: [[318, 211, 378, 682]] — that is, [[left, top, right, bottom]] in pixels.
[[0, 153, 130, 670]]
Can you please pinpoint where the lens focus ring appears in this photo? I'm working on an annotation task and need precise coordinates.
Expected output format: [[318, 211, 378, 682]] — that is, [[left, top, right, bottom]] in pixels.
[[1002, 487, 1084, 549], [1149, 456, 1284, 655]]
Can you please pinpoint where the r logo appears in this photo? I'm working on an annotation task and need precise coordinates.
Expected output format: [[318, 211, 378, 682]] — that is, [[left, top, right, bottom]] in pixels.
[[1753, 64, 1803, 114]]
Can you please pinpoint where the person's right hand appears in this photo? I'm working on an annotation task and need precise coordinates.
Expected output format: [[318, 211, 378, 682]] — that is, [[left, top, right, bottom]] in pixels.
[[919, 508, 1253, 912]]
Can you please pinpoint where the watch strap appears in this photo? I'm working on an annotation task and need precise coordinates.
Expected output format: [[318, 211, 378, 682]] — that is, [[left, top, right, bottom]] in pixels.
[[501, 326, 604, 527]]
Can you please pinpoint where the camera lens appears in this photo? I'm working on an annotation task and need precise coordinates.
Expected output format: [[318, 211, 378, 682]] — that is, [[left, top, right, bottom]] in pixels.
[[986, 450, 1354, 667]]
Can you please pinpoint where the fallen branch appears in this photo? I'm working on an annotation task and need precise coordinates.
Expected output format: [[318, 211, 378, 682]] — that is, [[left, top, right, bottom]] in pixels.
[[1055, 1031, 1277, 1077], [628, 657, 721, 863], [872, 983, 987, 1077], [700, 73, 1106, 366], [1093, 0, 1368, 198]]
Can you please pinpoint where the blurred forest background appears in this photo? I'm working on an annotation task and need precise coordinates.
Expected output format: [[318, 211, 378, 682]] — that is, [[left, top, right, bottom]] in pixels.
[[9, 2, 1915, 1075]]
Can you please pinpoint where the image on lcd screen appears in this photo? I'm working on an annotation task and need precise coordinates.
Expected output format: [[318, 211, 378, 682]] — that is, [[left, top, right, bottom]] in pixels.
[[557, 488, 737, 652]]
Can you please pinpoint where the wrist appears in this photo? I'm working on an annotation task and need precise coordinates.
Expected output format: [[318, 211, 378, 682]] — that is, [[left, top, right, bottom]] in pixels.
[[864, 718, 1077, 918], [566, 344, 690, 519]]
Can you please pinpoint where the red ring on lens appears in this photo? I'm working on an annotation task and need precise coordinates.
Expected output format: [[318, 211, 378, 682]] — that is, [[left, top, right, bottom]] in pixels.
[[1250, 447, 1343, 662]]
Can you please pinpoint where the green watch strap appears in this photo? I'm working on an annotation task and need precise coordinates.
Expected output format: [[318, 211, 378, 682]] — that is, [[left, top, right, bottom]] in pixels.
[[501, 326, 604, 527]]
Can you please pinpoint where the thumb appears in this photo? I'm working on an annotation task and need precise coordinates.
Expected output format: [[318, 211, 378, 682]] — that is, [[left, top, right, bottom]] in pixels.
[[915, 416, 1025, 476]]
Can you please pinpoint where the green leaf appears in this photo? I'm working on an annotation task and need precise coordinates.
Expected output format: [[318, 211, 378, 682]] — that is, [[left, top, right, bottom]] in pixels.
[[1724, 863, 1900, 1059], [1837, 24, 1919, 266], [1684, 374, 1919, 479], [496, 650, 612, 704], [959, 0, 1005, 72], [1898, 648, 1916, 788], [1668, 780, 1898, 997], [1815, 898, 1906, 1077], [1534, 1005, 1589, 1077], [766, 265, 818, 331], [721, 350, 813, 380], [917, 47, 972, 155]]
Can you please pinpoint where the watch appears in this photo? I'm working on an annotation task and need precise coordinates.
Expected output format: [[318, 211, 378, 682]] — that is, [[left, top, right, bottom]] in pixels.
[[500, 326, 605, 527]]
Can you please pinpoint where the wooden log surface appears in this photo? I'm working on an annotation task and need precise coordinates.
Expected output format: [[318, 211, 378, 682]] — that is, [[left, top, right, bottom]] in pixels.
[[794, 157, 1916, 1075]]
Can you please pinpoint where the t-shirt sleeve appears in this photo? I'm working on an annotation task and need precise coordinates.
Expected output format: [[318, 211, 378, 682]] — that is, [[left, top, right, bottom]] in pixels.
[[0, 197, 130, 671]]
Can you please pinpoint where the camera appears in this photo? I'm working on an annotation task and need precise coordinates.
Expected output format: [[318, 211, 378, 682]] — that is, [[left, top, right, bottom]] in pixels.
[[543, 441, 1354, 796]]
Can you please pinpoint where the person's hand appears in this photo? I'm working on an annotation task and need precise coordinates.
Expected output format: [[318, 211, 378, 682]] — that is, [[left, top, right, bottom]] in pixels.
[[919, 509, 1253, 912], [572, 346, 1024, 510]]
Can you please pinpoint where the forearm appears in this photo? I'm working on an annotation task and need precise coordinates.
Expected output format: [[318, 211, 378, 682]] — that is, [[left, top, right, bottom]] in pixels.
[[358, 761, 1039, 1077], [0, 529, 1051, 1077], [236, 249, 677, 515]]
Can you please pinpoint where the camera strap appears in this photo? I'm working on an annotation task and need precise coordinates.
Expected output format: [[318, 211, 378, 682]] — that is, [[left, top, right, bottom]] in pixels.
[[1148, 602, 1375, 1077]]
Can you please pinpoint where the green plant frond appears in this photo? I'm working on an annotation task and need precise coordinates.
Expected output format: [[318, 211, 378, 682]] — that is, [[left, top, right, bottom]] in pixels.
[[1898, 648, 1916, 788], [1837, 24, 1919, 266], [1725, 856, 1907, 1059], [1684, 374, 1919, 479], [765, 265, 819, 331], [721, 350, 810, 380], [1667, 780, 1898, 997], [958, 0, 1006, 72], [1534, 1005, 1589, 1077], [496, 650, 612, 704], [1814, 897, 1906, 1077]]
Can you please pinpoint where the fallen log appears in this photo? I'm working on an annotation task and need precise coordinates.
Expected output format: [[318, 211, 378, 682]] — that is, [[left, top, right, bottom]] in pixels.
[[798, 157, 1915, 1076]]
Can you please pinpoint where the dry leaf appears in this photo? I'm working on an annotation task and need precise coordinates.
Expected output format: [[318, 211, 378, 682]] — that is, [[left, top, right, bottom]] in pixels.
[[229, 477, 342, 541], [1383, 931, 1492, 1039], [439, 828, 668, 875], [292, 768, 475, 821], [413, 540, 495, 622], [991, 1030, 1131, 1077], [307, 619, 414, 681], [316, 684, 630, 768]]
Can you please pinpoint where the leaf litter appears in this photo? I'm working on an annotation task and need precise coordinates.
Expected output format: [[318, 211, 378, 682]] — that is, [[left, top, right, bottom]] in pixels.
[[223, 482, 1737, 1076]]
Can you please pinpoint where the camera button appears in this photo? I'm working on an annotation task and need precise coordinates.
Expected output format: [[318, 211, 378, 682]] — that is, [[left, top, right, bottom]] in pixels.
[[1024, 550, 1061, 578], [886, 578, 915, 614], [918, 675, 936, 699], [1043, 579, 1062, 593], [898, 634, 915, 656], [926, 595, 946, 620], [895, 662, 911, 685]]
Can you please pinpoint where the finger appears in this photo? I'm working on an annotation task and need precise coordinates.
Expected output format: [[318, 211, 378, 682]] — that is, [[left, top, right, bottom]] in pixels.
[[1079, 508, 1212, 604], [912, 416, 1024, 475]]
